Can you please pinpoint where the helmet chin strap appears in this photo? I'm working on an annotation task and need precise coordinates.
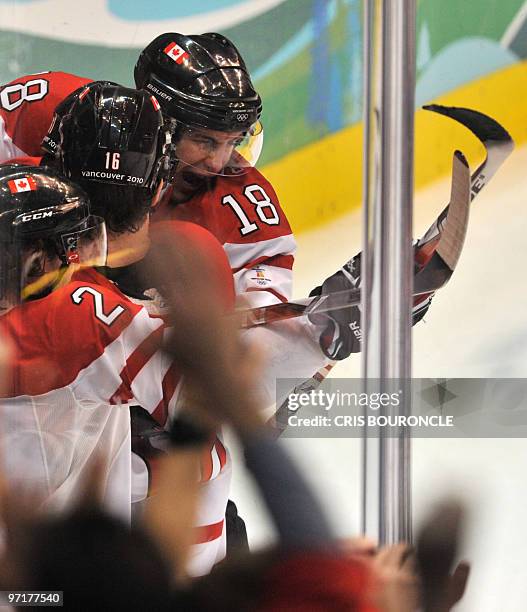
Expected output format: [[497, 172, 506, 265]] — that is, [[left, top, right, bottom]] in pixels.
[[146, 121, 178, 193]]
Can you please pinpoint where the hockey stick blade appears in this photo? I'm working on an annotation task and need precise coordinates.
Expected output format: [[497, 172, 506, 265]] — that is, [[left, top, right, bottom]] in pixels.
[[423, 105, 511, 146], [244, 151, 471, 330], [419, 105, 513, 245]]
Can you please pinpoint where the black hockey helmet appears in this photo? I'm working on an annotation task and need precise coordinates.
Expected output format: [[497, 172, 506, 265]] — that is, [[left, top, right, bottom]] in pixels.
[[134, 32, 263, 173], [58, 83, 177, 194], [0, 165, 106, 308], [41, 80, 117, 157], [135, 32, 262, 132]]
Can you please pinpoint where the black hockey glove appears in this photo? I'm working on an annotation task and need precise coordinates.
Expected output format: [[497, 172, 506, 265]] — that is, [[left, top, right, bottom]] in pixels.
[[309, 253, 363, 361], [310, 250, 434, 361]]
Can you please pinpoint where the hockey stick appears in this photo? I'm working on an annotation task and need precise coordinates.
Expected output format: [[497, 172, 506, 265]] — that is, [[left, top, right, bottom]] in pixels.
[[266, 110, 511, 435], [242, 145, 466, 328], [243, 105, 513, 330], [268, 150, 471, 435], [266, 105, 513, 435]]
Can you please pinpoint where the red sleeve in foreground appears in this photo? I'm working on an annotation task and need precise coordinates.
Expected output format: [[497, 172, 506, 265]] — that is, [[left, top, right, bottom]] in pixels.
[[259, 551, 379, 612], [151, 220, 235, 312]]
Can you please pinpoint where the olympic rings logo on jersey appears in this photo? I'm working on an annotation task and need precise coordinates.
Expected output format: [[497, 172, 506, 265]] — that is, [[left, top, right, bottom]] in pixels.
[[0, 78, 49, 112]]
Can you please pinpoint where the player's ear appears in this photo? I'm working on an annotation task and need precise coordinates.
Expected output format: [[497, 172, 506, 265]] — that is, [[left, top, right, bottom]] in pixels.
[[22, 249, 46, 280], [21, 248, 62, 299]]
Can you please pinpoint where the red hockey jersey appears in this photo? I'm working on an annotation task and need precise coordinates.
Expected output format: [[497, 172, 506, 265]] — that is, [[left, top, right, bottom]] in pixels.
[[0, 71, 92, 162], [154, 168, 297, 306], [0, 268, 177, 521], [0, 228, 236, 575]]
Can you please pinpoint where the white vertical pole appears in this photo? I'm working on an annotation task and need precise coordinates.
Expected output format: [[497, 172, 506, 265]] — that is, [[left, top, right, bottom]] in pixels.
[[361, 0, 416, 545]]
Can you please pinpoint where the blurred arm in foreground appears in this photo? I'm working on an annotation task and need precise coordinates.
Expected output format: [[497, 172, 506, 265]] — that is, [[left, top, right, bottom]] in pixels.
[[143, 229, 470, 611], [0, 231, 470, 611]]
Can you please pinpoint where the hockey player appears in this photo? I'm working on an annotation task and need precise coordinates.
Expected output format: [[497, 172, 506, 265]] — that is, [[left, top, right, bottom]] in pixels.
[[0, 164, 174, 521], [134, 32, 432, 365], [0, 163, 235, 545], [56, 83, 238, 575], [134, 32, 295, 309]]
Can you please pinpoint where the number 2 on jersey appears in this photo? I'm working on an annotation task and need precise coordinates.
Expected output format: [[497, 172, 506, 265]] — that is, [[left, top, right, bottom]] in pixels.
[[71, 287, 125, 325], [222, 184, 279, 236]]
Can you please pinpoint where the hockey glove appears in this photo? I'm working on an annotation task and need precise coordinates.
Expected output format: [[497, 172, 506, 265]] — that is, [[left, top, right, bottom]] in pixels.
[[310, 250, 434, 361], [309, 253, 363, 361]]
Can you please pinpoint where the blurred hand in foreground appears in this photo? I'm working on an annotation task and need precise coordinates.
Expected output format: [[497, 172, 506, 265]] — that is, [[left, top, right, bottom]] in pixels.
[[144, 222, 265, 436]]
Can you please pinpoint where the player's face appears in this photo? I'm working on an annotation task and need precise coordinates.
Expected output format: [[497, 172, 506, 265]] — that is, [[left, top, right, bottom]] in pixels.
[[172, 127, 244, 202]]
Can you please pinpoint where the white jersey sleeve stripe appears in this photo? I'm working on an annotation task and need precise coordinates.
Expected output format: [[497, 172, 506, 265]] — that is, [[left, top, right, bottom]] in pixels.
[[71, 309, 164, 402], [224, 233, 296, 270]]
